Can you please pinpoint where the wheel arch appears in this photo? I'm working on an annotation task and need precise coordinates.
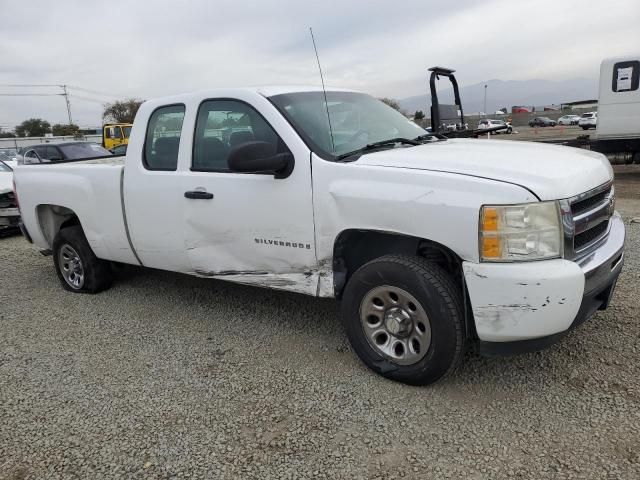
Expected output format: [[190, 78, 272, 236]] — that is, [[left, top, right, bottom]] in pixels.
[[35, 204, 81, 249], [332, 228, 478, 343], [332, 229, 464, 296]]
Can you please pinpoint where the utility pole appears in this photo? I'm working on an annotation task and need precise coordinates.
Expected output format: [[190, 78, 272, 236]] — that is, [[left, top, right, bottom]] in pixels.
[[62, 85, 73, 125], [483, 84, 487, 117]]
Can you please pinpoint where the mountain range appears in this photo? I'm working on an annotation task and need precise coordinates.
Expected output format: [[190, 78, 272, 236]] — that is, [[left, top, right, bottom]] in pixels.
[[398, 78, 598, 116]]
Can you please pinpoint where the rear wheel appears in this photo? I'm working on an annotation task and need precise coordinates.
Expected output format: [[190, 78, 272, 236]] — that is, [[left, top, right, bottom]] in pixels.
[[53, 225, 113, 293], [341, 255, 465, 385]]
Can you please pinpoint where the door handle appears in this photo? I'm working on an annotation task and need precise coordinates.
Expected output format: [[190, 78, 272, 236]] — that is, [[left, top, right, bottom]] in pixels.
[[184, 190, 214, 200]]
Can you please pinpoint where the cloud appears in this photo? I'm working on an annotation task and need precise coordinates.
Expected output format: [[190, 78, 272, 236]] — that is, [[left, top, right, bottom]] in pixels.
[[0, 0, 638, 128]]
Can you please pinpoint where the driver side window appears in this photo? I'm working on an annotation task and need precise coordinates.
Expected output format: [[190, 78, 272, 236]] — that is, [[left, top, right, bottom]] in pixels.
[[192, 99, 285, 172]]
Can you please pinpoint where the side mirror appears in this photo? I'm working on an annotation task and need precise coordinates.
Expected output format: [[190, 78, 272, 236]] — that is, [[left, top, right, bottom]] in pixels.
[[228, 141, 294, 179]]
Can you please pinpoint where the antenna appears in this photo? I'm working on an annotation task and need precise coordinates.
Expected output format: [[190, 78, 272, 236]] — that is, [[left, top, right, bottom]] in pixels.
[[309, 27, 335, 151]]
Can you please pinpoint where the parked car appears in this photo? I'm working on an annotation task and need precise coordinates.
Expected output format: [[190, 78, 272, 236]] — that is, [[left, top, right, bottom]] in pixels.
[[14, 86, 624, 386], [477, 119, 512, 134], [557, 115, 581, 126], [0, 159, 19, 230], [20, 142, 112, 164], [579, 112, 598, 130], [529, 117, 557, 127], [0, 151, 17, 169]]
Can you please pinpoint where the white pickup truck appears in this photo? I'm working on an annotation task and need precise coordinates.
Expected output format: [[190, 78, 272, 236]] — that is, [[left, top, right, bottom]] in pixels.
[[13, 87, 625, 385]]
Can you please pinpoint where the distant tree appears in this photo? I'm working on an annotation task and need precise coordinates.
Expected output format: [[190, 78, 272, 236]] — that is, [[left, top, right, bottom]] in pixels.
[[414, 110, 425, 121], [379, 97, 402, 112], [52, 123, 81, 136], [0, 131, 16, 138], [15, 118, 51, 137], [102, 98, 144, 124]]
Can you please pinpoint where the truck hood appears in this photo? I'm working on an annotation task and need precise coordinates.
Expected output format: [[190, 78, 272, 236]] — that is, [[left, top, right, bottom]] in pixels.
[[354, 138, 612, 200]]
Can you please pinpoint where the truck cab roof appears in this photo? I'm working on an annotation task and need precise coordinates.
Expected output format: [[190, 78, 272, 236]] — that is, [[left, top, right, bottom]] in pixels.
[[140, 85, 359, 109]]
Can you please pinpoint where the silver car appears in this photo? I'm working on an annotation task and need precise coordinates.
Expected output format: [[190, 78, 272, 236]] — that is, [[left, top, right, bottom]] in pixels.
[[557, 115, 581, 125]]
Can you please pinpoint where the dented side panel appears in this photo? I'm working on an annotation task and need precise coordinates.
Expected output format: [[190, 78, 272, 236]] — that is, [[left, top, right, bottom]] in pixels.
[[311, 153, 537, 297], [463, 260, 585, 342], [123, 90, 320, 295]]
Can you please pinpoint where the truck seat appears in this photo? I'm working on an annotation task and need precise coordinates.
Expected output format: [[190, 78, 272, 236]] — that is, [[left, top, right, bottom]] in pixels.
[[194, 137, 229, 171]]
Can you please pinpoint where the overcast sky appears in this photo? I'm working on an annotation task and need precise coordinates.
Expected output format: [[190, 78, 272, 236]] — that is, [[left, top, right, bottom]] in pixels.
[[1, 0, 638, 128]]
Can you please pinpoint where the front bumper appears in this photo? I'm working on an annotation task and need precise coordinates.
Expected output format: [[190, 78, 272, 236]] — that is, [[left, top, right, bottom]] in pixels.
[[0, 207, 20, 228], [464, 212, 625, 354]]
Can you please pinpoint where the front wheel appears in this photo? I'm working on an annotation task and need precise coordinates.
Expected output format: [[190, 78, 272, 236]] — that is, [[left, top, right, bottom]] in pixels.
[[53, 225, 113, 293], [341, 255, 465, 385]]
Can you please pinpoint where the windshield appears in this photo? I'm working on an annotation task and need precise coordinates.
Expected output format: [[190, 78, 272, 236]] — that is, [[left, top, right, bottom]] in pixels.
[[123, 126, 132, 138], [59, 143, 112, 160], [269, 91, 428, 159], [0, 160, 11, 172]]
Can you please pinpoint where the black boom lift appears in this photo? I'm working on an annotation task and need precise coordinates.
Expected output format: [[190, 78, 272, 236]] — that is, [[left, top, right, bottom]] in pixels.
[[428, 66, 507, 138]]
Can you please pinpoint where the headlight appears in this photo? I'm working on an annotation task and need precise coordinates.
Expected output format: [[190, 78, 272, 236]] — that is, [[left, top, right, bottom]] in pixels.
[[479, 201, 562, 262]]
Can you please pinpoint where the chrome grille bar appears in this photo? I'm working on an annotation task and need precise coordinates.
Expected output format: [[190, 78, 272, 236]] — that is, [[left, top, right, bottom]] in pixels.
[[560, 181, 614, 260]]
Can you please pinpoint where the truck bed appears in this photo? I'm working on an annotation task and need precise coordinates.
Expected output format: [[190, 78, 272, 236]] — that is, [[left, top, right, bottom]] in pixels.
[[13, 156, 138, 265]]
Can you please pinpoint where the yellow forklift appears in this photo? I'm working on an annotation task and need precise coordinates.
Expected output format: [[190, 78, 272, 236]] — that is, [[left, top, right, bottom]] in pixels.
[[102, 123, 132, 151]]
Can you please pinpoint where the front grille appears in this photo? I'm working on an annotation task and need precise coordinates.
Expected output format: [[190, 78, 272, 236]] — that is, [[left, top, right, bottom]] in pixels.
[[0, 192, 16, 209], [571, 187, 610, 216], [574, 220, 608, 250], [567, 183, 613, 257]]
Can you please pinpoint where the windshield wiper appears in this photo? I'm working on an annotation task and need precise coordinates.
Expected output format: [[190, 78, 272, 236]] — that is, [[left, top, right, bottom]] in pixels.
[[336, 137, 421, 161], [413, 133, 448, 141]]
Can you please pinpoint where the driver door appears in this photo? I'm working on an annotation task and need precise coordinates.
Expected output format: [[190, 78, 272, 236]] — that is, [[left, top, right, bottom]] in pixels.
[[181, 98, 318, 295]]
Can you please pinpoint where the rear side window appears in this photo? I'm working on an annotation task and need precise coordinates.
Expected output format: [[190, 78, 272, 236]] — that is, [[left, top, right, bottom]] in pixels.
[[144, 104, 185, 171], [612, 61, 639, 92], [34, 145, 48, 158], [46, 145, 62, 160], [192, 99, 285, 172]]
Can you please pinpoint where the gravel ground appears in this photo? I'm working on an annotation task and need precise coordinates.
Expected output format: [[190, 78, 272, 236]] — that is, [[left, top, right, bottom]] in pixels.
[[1, 171, 640, 479]]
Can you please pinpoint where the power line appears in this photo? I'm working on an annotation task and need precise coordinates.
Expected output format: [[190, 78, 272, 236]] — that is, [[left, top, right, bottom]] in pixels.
[[68, 93, 108, 104], [67, 85, 120, 98], [0, 84, 62, 88], [0, 93, 64, 96], [0, 83, 125, 98], [0, 83, 126, 127]]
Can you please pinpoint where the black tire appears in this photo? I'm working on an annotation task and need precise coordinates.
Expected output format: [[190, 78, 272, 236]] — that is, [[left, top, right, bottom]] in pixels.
[[581, 126, 588, 130], [341, 255, 465, 385], [507, 127, 512, 134], [633, 152, 640, 165], [52, 225, 113, 293]]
